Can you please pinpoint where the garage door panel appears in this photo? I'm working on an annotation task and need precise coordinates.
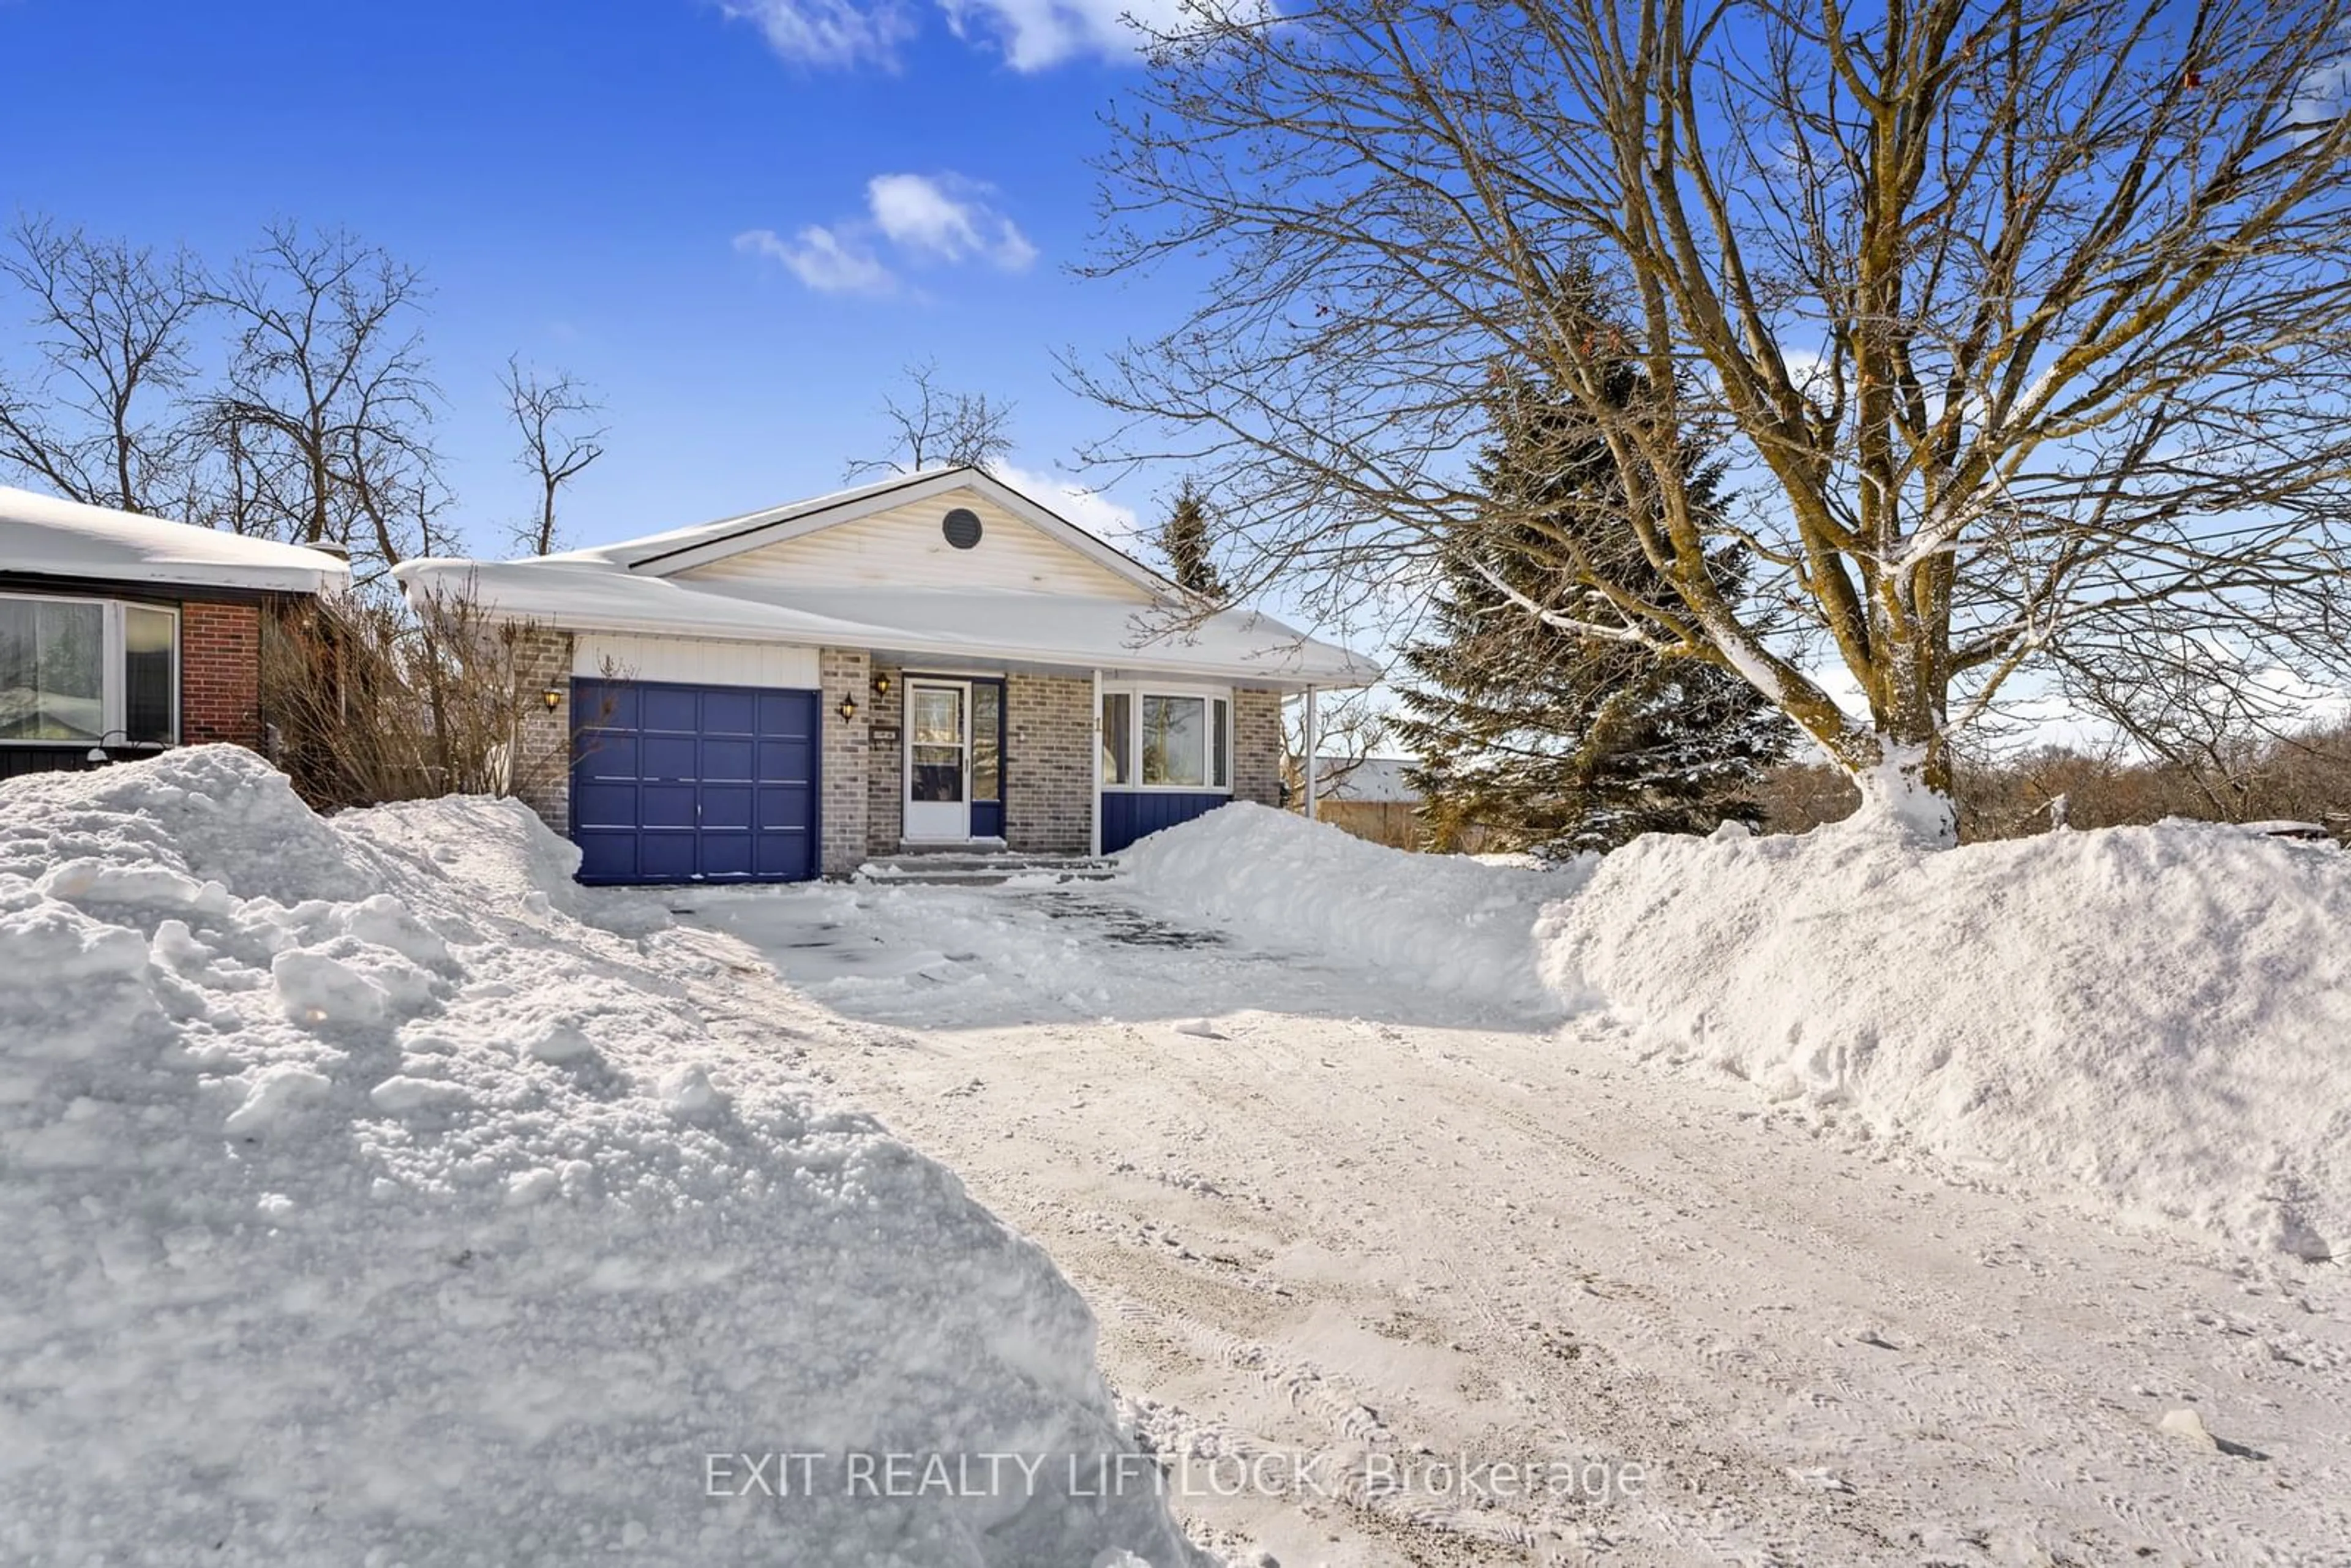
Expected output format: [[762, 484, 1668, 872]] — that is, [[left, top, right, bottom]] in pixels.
[[569, 678, 821, 886], [575, 831, 640, 883], [700, 738, 756, 781], [757, 781, 812, 821], [642, 687, 700, 733], [701, 785, 755, 830], [754, 834, 812, 879], [575, 733, 637, 781], [758, 691, 817, 737], [701, 689, 758, 735], [574, 782, 642, 830], [577, 681, 636, 730], [640, 782, 699, 830], [641, 735, 699, 781], [756, 737, 814, 779], [699, 833, 754, 879], [637, 833, 700, 881]]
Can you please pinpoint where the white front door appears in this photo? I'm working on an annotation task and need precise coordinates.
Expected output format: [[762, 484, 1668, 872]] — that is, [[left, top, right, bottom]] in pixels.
[[904, 680, 972, 841]]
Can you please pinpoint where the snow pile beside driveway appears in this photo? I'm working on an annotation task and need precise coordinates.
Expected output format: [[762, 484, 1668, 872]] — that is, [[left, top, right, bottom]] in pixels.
[[1121, 801, 1588, 1013], [0, 748, 1199, 1568], [1128, 805, 2350, 1259], [1547, 821, 2351, 1261]]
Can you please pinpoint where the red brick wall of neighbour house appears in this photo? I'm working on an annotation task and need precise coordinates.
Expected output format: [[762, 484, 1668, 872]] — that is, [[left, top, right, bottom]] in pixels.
[[181, 601, 264, 748]]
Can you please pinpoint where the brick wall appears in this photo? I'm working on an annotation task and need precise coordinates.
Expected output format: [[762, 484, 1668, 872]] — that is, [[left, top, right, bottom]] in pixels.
[[509, 628, 576, 835], [864, 664, 903, 855], [1006, 671, 1093, 854], [819, 648, 872, 876], [181, 601, 263, 748], [1232, 687, 1283, 808]]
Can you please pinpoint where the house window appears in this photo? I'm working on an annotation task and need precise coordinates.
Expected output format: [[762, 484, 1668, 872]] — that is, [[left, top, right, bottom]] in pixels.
[[0, 593, 179, 747], [971, 681, 1002, 803], [1100, 691, 1131, 786], [1101, 685, 1233, 792], [1141, 695, 1205, 786]]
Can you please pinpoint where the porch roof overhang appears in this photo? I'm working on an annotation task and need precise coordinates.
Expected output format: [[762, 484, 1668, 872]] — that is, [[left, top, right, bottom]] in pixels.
[[392, 558, 1382, 690]]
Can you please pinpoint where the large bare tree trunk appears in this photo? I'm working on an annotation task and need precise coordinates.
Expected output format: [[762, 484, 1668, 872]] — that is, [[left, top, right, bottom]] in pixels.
[[1076, 0, 2351, 845]]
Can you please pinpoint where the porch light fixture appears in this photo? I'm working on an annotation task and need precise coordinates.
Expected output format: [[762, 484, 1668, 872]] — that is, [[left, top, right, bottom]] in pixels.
[[541, 689, 563, 713], [838, 694, 859, 722], [872, 672, 891, 699]]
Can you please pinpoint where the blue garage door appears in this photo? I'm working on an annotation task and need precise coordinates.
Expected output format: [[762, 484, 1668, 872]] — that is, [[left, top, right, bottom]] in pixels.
[[571, 679, 820, 885]]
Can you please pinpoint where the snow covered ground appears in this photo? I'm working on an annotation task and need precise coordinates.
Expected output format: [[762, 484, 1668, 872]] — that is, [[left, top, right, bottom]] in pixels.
[[675, 808, 2351, 1567], [0, 749, 1199, 1567], [13, 752, 2343, 1566]]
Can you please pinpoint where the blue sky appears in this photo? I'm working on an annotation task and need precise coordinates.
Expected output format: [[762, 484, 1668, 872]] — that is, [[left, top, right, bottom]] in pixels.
[[0, 0, 1188, 552]]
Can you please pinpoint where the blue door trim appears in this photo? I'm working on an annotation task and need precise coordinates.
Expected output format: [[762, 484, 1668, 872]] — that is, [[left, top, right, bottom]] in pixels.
[[570, 678, 822, 885]]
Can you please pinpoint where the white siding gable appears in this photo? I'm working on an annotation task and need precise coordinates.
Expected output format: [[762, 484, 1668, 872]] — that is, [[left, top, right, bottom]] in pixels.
[[672, 486, 1153, 601], [572, 632, 820, 688]]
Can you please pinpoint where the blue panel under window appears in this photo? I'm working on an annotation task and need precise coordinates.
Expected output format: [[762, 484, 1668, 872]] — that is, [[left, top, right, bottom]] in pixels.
[[972, 800, 1005, 839], [1100, 791, 1231, 853]]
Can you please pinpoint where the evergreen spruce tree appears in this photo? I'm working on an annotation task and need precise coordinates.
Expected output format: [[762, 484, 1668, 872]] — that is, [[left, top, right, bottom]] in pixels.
[[1157, 479, 1224, 599], [1396, 353, 1792, 853]]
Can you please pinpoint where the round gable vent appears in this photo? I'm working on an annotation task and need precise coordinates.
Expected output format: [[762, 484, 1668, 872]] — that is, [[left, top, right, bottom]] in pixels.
[[942, 507, 984, 550]]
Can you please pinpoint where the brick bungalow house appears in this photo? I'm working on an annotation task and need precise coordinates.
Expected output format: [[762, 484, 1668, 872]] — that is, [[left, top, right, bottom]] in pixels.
[[0, 486, 351, 780], [394, 467, 1380, 883]]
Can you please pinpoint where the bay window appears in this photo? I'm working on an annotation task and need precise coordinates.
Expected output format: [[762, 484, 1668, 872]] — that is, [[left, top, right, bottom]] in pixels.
[[0, 593, 178, 746], [1100, 685, 1232, 791]]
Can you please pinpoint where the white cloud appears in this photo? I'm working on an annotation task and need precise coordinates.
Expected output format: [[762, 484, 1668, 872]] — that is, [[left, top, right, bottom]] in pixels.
[[716, 0, 916, 69], [866, 174, 1037, 272], [997, 463, 1142, 545], [734, 227, 896, 296], [739, 173, 1034, 299], [937, 0, 1185, 71], [718, 0, 1208, 72]]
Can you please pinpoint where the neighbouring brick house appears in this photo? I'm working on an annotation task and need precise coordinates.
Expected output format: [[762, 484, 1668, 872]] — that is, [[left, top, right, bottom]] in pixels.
[[0, 487, 350, 782], [396, 467, 1378, 883]]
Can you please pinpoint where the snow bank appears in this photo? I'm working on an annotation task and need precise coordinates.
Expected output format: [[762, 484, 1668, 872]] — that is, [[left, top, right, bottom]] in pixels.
[[1120, 802, 1588, 1013], [0, 748, 1200, 1567], [1544, 820, 2351, 1261], [1128, 805, 2351, 1259]]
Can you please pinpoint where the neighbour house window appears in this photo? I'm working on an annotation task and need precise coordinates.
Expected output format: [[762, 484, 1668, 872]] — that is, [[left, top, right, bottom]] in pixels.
[[0, 594, 178, 746], [1101, 685, 1233, 791]]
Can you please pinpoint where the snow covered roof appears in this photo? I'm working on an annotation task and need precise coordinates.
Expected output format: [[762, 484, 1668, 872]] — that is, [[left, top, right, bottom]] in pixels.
[[1318, 756, 1422, 803], [396, 469, 1381, 689], [547, 466, 1180, 593], [0, 486, 352, 596]]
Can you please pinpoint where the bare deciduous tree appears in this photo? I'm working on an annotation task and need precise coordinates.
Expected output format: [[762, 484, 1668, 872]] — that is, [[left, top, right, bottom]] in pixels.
[[0, 217, 209, 513], [1284, 688, 1389, 806], [501, 356, 606, 555], [204, 223, 448, 583], [847, 359, 1014, 479], [1078, 0, 2351, 842]]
